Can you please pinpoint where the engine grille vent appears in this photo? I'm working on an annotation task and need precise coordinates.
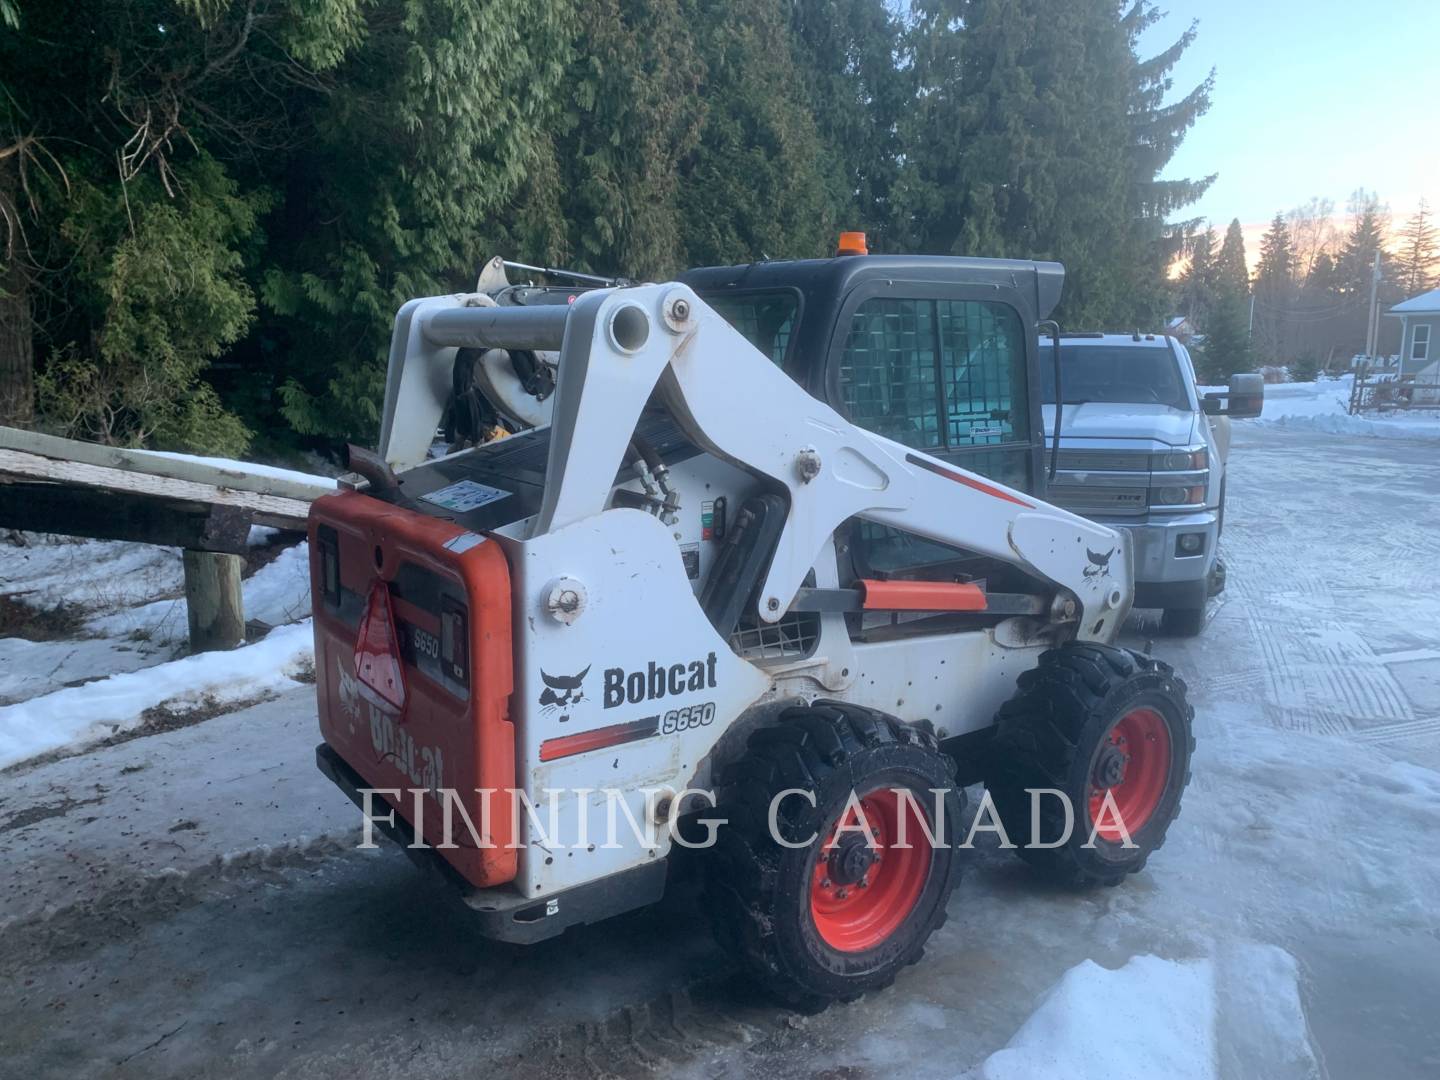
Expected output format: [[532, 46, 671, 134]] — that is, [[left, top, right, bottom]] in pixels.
[[730, 611, 821, 661]]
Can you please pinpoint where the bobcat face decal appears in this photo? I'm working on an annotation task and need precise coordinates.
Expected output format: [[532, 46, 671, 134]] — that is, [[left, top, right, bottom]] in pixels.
[[1084, 547, 1115, 579], [538, 665, 591, 722]]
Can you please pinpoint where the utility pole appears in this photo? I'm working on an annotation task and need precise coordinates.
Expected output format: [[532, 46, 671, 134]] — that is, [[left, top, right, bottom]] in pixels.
[[1365, 249, 1382, 363]]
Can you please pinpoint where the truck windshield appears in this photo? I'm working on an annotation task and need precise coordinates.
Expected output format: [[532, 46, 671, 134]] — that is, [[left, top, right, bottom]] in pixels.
[[701, 291, 799, 366], [1040, 344, 1189, 410]]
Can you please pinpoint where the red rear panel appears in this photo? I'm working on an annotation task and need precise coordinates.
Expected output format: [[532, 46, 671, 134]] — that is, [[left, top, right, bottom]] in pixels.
[[308, 491, 516, 887]]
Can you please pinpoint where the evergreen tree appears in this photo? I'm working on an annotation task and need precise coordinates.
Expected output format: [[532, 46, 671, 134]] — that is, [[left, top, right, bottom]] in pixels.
[[789, 0, 906, 245], [503, 0, 703, 279], [0, 0, 360, 450], [1216, 218, 1250, 292], [1193, 217, 1251, 382], [1196, 286, 1252, 383], [1252, 212, 1295, 363], [1178, 226, 1217, 325], [1335, 189, 1389, 299], [899, 0, 1210, 328], [674, 0, 838, 267], [265, 1, 575, 443], [1396, 199, 1438, 296]]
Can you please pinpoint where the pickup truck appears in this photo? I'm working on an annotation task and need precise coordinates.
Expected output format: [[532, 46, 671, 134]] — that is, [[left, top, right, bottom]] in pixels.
[[1040, 332, 1263, 636]]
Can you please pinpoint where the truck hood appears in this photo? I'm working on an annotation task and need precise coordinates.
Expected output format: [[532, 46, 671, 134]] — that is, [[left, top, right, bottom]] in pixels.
[[1041, 402, 1197, 447]]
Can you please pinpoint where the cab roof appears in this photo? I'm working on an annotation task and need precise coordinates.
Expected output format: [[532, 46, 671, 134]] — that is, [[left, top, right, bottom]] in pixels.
[[680, 254, 1066, 323]]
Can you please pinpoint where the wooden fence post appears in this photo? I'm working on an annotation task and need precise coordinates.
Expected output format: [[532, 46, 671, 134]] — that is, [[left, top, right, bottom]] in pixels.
[[183, 549, 245, 652]]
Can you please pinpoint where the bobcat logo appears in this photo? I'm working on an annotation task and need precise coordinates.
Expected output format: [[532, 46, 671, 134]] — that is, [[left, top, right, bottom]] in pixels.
[[1084, 547, 1115, 579], [539, 666, 590, 722]]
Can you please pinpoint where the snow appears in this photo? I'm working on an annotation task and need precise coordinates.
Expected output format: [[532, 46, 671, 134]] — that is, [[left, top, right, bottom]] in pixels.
[[0, 620, 314, 770], [1, 534, 185, 610], [971, 954, 1217, 1080], [86, 540, 312, 643], [1201, 375, 1440, 441], [129, 447, 336, 491], [1388, 287, 1440, 314], [969, 945, 1322, 1080]]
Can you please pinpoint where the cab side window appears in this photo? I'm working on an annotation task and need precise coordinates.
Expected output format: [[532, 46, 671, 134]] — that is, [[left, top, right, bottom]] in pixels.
[[838, 295, 1033, 575], [839, 296, 1030, 487]]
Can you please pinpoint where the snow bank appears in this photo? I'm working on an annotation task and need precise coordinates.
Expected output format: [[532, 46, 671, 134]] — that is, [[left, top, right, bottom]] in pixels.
[[972, 954, 1217, 1080], [1201, 377, 1440, 441], [971, 945, 1321, 1080], [0, 620, 314, 770], [0, 534, 184, 611], [87, 540, 312, 643]]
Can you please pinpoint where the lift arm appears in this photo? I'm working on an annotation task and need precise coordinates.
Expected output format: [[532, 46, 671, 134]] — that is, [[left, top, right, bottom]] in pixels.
[[378, 284, 1133, 638]]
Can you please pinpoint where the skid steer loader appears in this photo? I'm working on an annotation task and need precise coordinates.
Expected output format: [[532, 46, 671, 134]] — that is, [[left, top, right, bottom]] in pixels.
[[308, 243, 1194, 1008]]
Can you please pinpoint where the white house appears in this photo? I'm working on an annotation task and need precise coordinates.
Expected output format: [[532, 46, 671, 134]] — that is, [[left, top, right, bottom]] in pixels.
[[1387, 287, 1439, 380]]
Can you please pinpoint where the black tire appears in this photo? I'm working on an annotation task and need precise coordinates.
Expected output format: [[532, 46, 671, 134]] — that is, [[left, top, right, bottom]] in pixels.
[[704, 701, 963, 1010], [1160, 605, 1206, 637], [982, 643, 1194, 887]]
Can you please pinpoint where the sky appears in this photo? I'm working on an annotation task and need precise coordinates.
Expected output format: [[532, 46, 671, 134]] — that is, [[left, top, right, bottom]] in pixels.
[[1140, 0, 1440, 239]]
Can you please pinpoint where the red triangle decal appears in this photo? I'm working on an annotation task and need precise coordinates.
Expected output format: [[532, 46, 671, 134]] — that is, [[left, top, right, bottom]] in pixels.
[[354, 581, 406, 712]]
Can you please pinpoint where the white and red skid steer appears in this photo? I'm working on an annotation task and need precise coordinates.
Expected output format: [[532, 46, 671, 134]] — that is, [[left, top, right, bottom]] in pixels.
[[309, 248, 1194, 1007]]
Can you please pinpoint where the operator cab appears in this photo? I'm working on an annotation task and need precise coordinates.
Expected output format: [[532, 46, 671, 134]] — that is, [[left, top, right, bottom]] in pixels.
[[680, 251, 1063, 500], [680, 251, 1062, 597]]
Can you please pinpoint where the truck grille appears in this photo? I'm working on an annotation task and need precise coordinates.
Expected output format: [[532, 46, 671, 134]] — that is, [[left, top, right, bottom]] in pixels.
[[1045, 485, 1149, 515], [1055, 450, 1150, 471]]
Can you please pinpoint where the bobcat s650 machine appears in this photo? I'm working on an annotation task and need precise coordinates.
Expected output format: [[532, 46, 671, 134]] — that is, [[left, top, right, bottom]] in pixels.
[[308, 245, 1194, 1008]]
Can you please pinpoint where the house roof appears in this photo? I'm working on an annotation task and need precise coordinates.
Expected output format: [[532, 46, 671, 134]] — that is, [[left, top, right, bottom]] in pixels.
[[1388, 288, 1440, 314]]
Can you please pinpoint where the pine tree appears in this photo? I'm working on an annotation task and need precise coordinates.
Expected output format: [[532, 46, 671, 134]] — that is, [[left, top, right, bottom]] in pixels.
[[1252, 212, 1295, 363], [1335, 190, 1389, 299], [1193, 218, 1252, 382], [898, 0, 1210, 328], [1178, 226, 1217, 326], [1196, 286, 1252, 383], [1216, 218, 1250, 292], [1396, 199, 1438, 296]]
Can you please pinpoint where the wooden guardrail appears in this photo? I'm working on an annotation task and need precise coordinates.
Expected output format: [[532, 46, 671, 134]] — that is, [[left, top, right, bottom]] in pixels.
[[0, 426, 335, 651]]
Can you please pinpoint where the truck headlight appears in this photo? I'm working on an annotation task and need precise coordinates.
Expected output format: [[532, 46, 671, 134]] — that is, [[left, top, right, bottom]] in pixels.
[[1152, 485, 1205, 507], [1152, 447, 1209, 471], [1176, 532, 1206, 556]]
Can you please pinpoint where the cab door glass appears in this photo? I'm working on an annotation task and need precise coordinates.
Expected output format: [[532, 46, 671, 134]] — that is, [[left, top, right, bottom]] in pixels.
[[838, 295, 1032, 574], [840, 296, 1030, 486]]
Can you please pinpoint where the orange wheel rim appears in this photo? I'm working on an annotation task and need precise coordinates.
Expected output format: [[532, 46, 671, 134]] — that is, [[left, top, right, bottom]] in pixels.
[[1087, 706, 1171, 842], [809, 788, 933, 952]]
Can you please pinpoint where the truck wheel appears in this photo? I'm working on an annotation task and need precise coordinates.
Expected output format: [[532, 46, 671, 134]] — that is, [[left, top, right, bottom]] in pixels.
[[983, 644, 1194, 887], [704, 702, 963, 1010], [1160, 606, 1206, 636]]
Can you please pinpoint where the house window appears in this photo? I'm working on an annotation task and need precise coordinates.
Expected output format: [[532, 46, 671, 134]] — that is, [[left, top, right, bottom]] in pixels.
[[1413, 324, 1431, 362]]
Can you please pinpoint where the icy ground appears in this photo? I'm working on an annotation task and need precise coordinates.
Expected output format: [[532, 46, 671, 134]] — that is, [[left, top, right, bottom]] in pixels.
[[1, 423, 1439, 1078]]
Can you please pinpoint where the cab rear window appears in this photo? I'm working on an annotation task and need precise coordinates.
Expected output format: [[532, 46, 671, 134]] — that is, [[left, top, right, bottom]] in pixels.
[[702, 291, 799, 366]]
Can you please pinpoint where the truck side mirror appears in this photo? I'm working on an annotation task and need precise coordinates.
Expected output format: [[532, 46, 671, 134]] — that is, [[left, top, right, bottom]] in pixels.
[[1202, 373, 1264, 418]]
